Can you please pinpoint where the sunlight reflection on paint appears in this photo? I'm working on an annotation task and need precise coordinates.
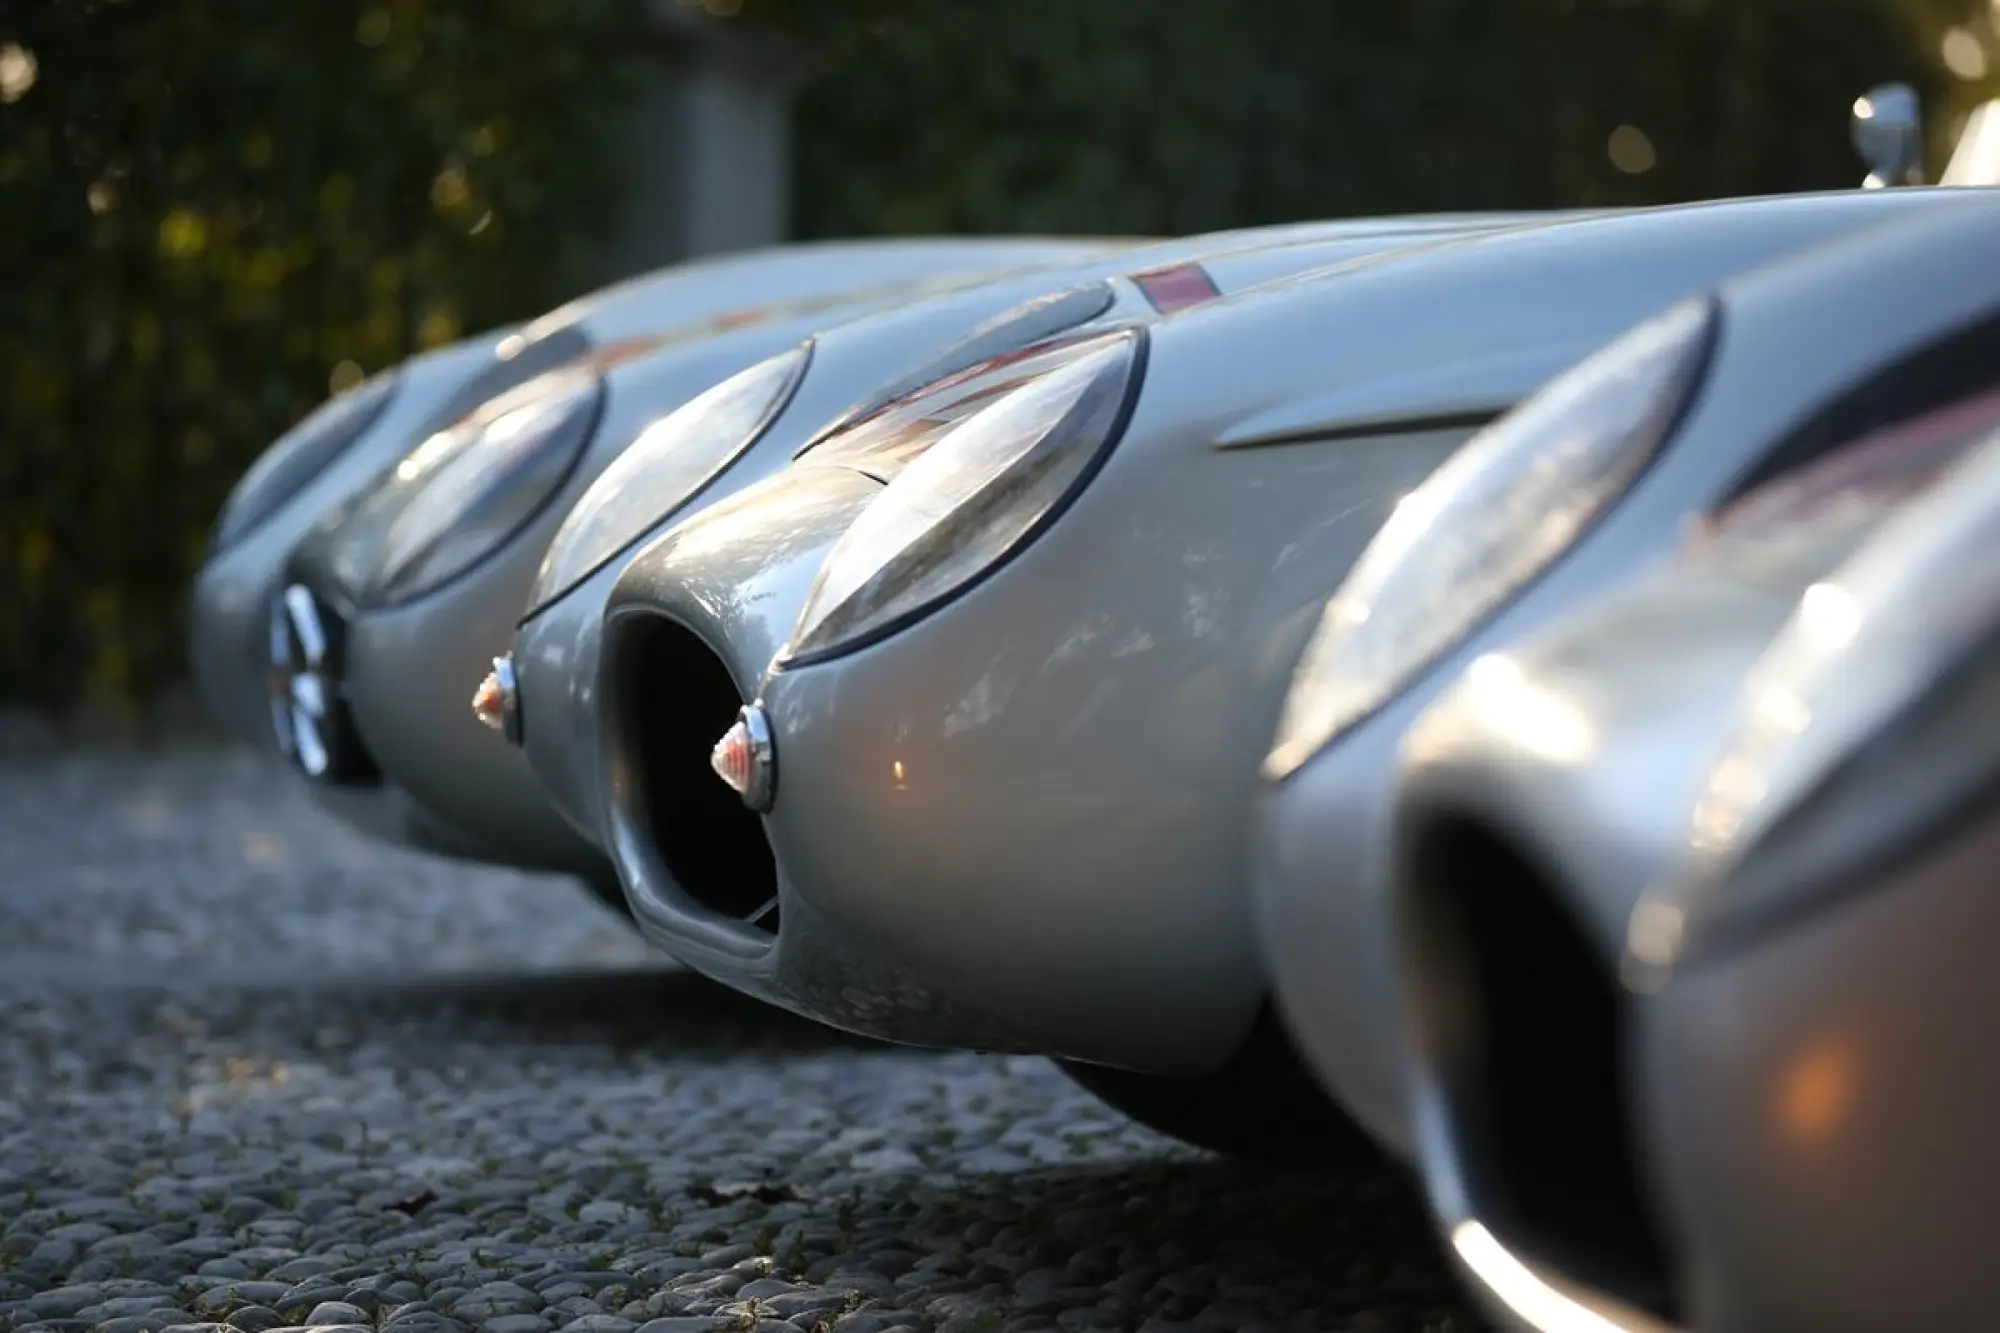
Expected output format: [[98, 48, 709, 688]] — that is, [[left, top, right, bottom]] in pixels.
[[1452, 1221, 1637, 1333]]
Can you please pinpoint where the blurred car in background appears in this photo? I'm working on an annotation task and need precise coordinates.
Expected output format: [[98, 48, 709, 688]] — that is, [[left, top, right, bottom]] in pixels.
[[1386, 389, 2000, 1333], [1627, 424, 2000, 1333], [1240, 201, 2000, 1328], [495, 212, 1573, 870], [191, 233, 1123, 763], [1253, 194, 2000, 1171], [586, 188, 1971, 1159]]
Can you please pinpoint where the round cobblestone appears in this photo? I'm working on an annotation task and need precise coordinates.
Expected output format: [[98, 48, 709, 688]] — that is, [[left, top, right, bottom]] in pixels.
[[0, 752, 1476, 1331]]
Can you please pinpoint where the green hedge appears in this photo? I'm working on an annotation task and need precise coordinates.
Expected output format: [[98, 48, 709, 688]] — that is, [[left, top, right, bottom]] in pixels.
[[1, 0, 641, 710], [757, 0, 1997, 234], [4, 0, 1997, 711]]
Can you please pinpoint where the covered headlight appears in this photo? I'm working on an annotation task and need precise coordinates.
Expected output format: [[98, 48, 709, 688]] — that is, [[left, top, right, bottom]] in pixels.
[[210, 372, 401, 555], [1626, 427, 2000, 979], [799, 330, 1138, 482], [806, 281, 1117, 448], [781, 329, 1143, 666], [527, 343, 810, 617], [320, 366, 604, 607], [1263, 296, 1718, 780]]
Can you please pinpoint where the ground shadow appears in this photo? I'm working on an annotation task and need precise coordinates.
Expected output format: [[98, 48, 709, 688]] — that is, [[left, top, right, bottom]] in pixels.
[[786, 1153, 1478, 1330]]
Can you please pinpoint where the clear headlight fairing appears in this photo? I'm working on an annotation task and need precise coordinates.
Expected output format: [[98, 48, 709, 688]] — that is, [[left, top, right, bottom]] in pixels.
[[323, 366, 604, 608], [528, 343, 811, 616], [1262, 296, 1718, 781], [210, 372, 402, 555], [1626, 426, 2000, 978], [1684, 380, 2000, 584], [805, 281, 1118, 449], [782, 330, 1143, 666], [802, 332, 1138, 483]]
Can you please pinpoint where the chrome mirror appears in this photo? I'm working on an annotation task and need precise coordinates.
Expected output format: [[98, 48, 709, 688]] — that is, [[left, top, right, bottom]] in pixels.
[[1852, 82, 1926, 188]]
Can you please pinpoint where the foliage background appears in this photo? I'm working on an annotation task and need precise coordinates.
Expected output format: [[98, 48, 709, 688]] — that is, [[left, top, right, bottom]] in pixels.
[[757, 0, 1997, 234], [3, 0, 1999, 715], [0, 0, 641, 713]]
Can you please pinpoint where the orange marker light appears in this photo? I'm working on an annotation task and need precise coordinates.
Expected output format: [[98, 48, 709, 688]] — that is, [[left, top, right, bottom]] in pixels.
[[711, 720, 755, 796], [709, 704, 776, 810], [471, 669, 505, 732]]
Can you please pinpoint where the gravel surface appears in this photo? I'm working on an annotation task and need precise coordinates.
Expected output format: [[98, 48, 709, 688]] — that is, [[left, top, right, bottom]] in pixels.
[[0, 750, 1479, 1333]]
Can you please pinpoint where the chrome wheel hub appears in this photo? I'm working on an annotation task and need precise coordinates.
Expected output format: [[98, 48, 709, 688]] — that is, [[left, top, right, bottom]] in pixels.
[[267, 583, 376, 783]]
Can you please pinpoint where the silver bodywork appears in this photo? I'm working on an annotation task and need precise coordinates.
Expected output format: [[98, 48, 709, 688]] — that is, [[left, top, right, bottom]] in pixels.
[[513, 214, 1572, 856], [188, 236, 1119, 764], [1629, 432, 2000, 1333], [1639, 808, 2000, 1333], [593, 190, 1983, 1072], [1385, 424, 2000, 1331], [1254, 193, 2000, 1158], [1388, 532, 1906, 1333], [277, 246, 1150, 874]]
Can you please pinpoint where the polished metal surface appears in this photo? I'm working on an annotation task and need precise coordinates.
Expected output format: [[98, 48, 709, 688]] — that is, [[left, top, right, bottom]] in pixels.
[[188, 235, 1121, 848], [294, 260, 1104, 874], [1273, 207, 2000, 1332], [587, 190, 1996, 1074], [1637, 813, 2000, 1333], [1852, 82, 1926, 189], [1255, 195, 2000, 1161], [512, 214, 1542, 857], [1628, 447, 2000, 1331]]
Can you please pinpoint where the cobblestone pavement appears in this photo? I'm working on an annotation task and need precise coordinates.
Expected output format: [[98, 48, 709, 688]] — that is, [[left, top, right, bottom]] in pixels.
[[0, 751, 1480, 1333]]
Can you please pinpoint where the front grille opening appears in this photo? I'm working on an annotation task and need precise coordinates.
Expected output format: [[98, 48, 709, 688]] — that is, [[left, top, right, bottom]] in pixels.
[[609, 615, 778, 932], [1404, 816, 1680, 1322]]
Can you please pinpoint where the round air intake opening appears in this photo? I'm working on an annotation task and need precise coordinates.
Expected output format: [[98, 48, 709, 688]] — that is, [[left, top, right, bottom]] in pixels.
[[1404, 815, 1680, 1321], [606, 614, 778, 931]]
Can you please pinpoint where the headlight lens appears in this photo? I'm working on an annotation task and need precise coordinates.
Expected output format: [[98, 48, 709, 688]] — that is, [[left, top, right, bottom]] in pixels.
[[802, 331, 1136, 482], [408, 319, 592, 447], [805, 281, 1117, 448], [325, 367, 604, 607], [527, 343, 811, 616], [1263, 296, 1717, 780], [1681, 380, 2000, 585], [1627, 427, 2000, 978], [782, 330, 1143, 665], [210, 372, 401, 554]]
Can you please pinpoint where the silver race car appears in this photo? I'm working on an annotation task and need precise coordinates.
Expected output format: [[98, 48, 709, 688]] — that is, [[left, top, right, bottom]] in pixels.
[[194, 234, 1117, 761], [1382, 379, 2000, 1332], [1253, 195, 2000, 1166], [499, 213, 1568, 862], [588, 189, 1977, 1156]]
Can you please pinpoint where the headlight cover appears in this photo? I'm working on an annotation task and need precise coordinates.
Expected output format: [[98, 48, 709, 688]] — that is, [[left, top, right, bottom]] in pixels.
[[1626, 427, 2000, 979], [781, 329, 1144, 666], [209, 372, 402, 555], [801, 331, 1140, 483], [527, 343, 811, 617], [321, 366, 604, 608], [804, 281, 1118, 450], [1680, 379, 2000, 587], [1262, 296, 1718, 781]]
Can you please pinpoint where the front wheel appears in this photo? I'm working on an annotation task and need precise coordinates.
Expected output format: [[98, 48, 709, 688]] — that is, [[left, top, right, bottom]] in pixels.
[[1055, 1058, 1379, 1166]]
